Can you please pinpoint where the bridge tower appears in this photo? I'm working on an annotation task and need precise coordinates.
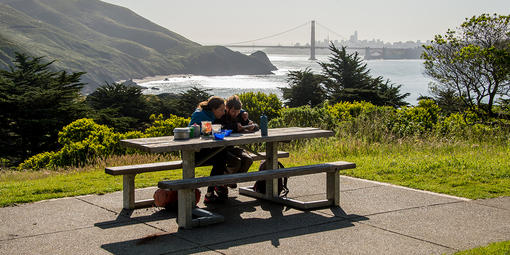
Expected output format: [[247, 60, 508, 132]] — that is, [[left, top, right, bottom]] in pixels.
[[309, 20, 316, 60]]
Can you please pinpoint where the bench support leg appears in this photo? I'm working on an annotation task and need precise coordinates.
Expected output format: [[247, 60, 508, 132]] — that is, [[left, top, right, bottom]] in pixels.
[[178, 189, 193, 228], [123, 174, 136, 209], [327, 171, 340, 206], [265, 141, 279, 199], [178, 150, 195, 229]]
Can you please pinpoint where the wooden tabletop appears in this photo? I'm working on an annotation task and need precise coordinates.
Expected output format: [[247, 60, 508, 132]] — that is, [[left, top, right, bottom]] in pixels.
[[120, 127, 334, 153]]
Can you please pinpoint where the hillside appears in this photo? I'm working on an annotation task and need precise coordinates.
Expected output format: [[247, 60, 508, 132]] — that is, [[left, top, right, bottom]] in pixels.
[[0, 0, 275, 93]]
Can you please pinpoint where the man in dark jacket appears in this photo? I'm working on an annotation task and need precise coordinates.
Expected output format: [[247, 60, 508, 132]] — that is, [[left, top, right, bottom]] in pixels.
[[218, 95, 256, 188]]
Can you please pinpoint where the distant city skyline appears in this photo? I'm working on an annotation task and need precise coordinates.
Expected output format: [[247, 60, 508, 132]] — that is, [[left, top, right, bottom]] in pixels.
[[297, 30, 427, 49], [102, 0, 510, 46]]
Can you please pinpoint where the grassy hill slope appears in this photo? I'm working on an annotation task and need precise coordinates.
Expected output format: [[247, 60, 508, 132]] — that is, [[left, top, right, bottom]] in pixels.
[[0, 0, 274, 93]]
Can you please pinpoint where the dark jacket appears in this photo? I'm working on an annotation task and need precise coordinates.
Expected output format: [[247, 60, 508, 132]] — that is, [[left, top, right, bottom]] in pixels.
[[189, 109, 216, 126], [219, 110, 255, 133]]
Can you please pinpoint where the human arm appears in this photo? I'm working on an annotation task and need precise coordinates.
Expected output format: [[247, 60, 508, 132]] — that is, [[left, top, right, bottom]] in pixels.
[[238, 110, 256, 132]]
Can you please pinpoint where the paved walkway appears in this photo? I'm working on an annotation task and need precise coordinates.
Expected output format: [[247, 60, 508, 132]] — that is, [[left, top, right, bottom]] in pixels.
[[0, 174, 509, 254]]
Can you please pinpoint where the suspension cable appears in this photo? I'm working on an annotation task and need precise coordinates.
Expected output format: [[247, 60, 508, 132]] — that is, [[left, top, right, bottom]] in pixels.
[[316, 22, 347, 40], [226, 21, 311, 45]]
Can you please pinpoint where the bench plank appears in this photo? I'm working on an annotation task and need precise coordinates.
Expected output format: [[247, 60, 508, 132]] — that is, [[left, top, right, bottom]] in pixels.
[[158, 161, 355, 190], [106, 161, 183, 175], [107, 150, 290, 211], [105, 151, 290, 176]]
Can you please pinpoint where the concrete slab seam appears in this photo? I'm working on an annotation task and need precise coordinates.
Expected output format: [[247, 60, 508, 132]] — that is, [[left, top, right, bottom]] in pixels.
[[341, 175, 472, 201], [74, 197, 177, 235], [471, 201, 510, 211], [340, 185, 384, 192], [74, 197, 123, 216], [361, 200, 466, 218], [287, 183, 384, 200], [357, 220, 459, 252], [0, 225, 95, 242]]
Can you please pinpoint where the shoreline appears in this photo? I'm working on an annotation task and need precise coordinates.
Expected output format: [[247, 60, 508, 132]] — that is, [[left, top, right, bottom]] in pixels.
[[131, 74, 193, 84]]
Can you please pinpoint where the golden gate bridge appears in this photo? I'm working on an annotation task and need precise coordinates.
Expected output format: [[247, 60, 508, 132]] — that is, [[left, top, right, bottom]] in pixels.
[[217, 20, 422, 60]]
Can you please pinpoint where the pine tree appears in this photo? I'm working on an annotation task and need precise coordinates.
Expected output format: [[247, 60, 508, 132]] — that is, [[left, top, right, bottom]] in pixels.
[[320, 44, 409, 107], [281, 68, 325, 107], [86, 82, 149, 132], [0, 53, 87, 163]]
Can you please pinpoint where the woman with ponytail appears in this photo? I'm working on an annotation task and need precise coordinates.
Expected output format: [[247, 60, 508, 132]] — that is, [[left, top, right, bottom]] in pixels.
[[189, 96, 229, 204], [189, 96, 226, 126]]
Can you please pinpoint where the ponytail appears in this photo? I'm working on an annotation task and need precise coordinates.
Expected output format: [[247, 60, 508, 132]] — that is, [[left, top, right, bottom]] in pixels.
[[198, 96, 225, 111]]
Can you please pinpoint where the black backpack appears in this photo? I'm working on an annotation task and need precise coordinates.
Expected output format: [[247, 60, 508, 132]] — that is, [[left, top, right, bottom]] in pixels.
[[253, 160, 289, 197]]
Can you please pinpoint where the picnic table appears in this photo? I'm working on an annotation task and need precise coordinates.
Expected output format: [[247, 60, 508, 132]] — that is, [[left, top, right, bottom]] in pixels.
[[118, 127, 354, 229]]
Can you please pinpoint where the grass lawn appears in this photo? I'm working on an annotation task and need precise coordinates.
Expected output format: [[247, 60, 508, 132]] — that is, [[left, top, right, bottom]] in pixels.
[[1, 137, 509, 207], [454, 240, 510, 254]]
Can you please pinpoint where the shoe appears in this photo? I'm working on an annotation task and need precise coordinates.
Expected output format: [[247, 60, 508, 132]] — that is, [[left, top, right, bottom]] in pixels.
[[203, 192, 221, 204], [227, 183, 237, 189], [214, 186, 228, 200]]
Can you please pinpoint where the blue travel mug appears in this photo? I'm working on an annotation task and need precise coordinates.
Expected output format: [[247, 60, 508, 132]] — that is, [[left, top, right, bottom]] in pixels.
[[260, 114, 268, 136]]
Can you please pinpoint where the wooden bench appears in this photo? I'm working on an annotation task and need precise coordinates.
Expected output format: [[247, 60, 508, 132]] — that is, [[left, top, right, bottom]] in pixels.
[[158, 161, 356, 228], [105, 151, 290, 209]]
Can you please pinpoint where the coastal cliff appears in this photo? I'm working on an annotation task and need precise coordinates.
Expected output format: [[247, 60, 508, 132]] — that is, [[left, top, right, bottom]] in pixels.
[[0, 0, 276, 93]]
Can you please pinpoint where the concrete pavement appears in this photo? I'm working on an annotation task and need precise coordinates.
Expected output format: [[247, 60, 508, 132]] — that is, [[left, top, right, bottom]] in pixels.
[[0, 174, 509, 254]]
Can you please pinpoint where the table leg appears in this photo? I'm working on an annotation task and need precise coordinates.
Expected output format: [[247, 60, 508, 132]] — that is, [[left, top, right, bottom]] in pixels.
[[178, 150, 195, 229], [265, 141, 279, 198], [123, 174, 135, 209], [327, 170, 340, 206]]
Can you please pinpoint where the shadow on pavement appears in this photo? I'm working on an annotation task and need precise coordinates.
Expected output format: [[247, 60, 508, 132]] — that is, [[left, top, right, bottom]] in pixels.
[[94, 208, 177, 229], [100, 199, 368, 255]]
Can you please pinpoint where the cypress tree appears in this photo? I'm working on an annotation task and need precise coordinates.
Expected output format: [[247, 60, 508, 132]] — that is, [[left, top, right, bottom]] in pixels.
[[320, 44, 409, 107], [0, 53, 86, 163]]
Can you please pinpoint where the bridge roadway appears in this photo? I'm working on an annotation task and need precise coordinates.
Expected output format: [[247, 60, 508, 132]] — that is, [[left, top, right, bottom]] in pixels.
[[223, 45, 423, 60], [223, 44, 368, 50]]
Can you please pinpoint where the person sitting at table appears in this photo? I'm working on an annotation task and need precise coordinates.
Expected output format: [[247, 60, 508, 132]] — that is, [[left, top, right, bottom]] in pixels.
[[221, 95, 259, 133], [219, 95, 254, 188], [189, 96, 229, 204]]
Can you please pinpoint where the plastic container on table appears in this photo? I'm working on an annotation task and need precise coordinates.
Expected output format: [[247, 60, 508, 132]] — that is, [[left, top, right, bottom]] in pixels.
[[212, 124, 222, 134], [222, 129, 232, 136], [192, 123, 201, 137], [201, 121, 212, 136], [173, 127, 190, 140], [213, 132, 225, 140]]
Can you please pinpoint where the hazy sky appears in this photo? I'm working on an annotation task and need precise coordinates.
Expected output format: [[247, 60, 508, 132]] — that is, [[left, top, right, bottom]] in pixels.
[[102, 0, 509, 45]]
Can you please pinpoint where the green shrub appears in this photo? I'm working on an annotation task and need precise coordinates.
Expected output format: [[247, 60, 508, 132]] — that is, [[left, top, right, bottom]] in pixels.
[[269, 102, 396, 143], [321, 101, 395, 142], [269, 105, 334, 130], [144, 114, 190, 137], [20, 119, 124, 169], [120, 131, 148, 139], [391, 99, 440, 136], [18, 99, 510, 171], [336, 108, 397, 143], [436, 111, 510, 142], [239, 92, 282, 124], [435, 111, 480, 137], [19, 115, 194, 170], [18, 151, 58, 170], [326, 101, 384, 121]]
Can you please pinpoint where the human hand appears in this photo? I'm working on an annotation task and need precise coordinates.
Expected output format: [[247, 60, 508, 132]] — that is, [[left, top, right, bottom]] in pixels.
[[246, 121, 255, 131]]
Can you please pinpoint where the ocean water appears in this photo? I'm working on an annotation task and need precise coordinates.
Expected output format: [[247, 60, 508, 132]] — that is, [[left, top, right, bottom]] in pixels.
[[139, 48, 432, 105]]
